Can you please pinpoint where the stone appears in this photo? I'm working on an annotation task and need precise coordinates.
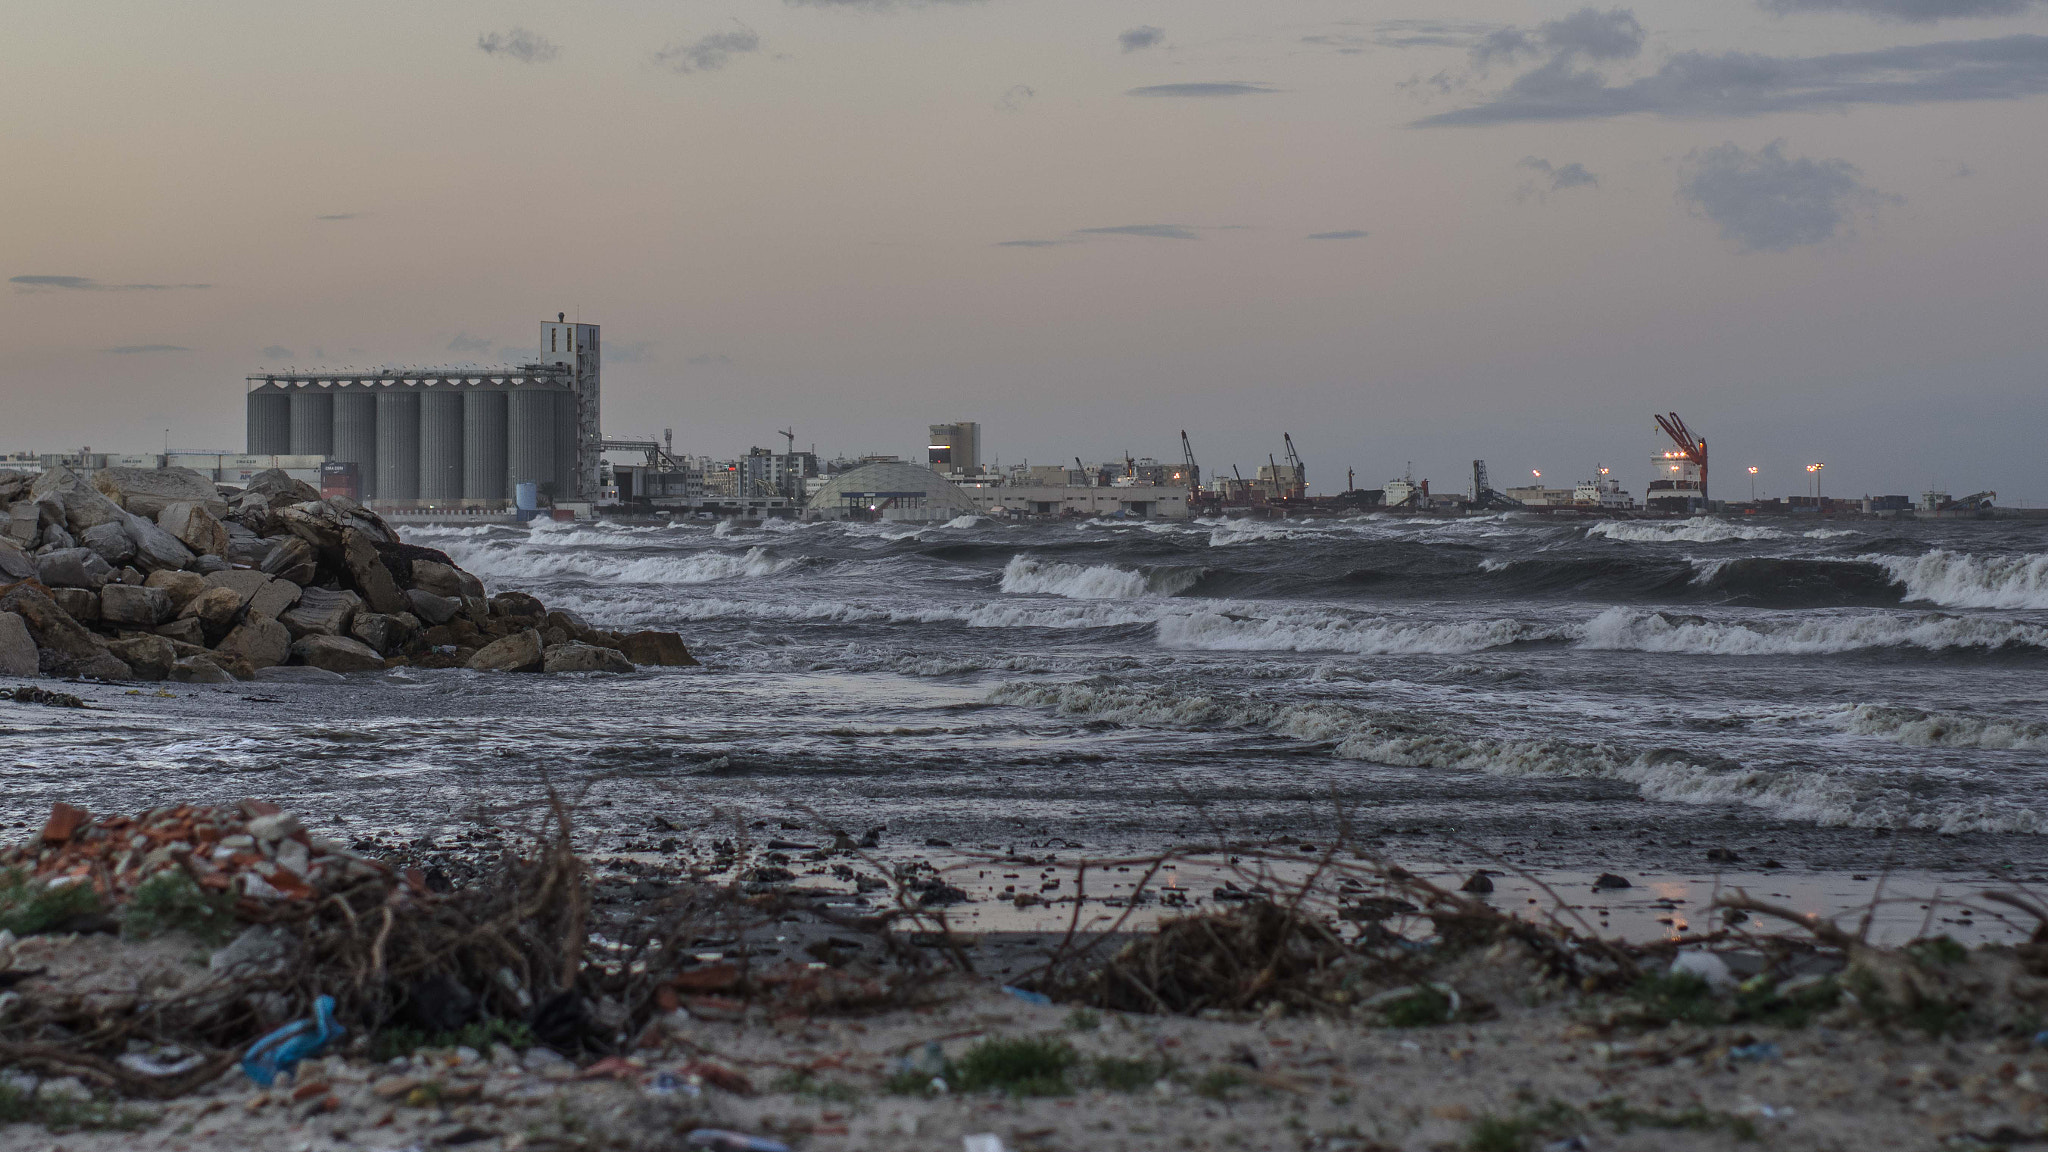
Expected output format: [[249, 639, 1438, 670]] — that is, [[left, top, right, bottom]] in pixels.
[[489, 592, 546, 620], [170, 656, 234, 684], [291, 634, 385, 674], [0, 538, 34, 581], [3, 503, 39, 547], [116, 566, 146, 585], [35, 547, 113, 590], [216, 618, 291, 670], [30, 468, 128, 535], [405, 588, 459, 625], [1593, 873, 1632, 890], [143, 570, 210, 613], [188, 554, 229, 574], [119, 512, 195, 574], [79, 521, 137, 567], [204, 570, 301, 621], [153, 617, 207, 646], [98, 584, 173, 628], [225, 530, 272, 569], [410, 560, 465, 599], [468, 629, 544, 673], [460, 595, 490, 626], [191, 651, 254, 681], [542, 641, 634, 674], [253, 665, 343, 684], [156, 502, 228, 557], [39, 524, 76, 550], [349, 612, 406, 655], [47, 587, 99, 623], [179, 586, 246, 637], [91, 466, 226, 519], [274, 505, 345, 554], [104, 635, 176, 681], [0, 586, 130, 680], [231, 469, 322, 512], [546, 609, 596, 640], [259, 537, 318, 586], [617, 630, 698, 667], [280, 587, 360, 638], [341, 529, 406, 614], [0, 612, 37, 677]]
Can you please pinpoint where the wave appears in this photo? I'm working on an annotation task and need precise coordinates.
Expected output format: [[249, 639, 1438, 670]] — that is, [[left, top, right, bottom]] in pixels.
[[1870, 549, 2048, 610], [433, 543, 800, 587], [1576, 607, 2048, 655], [1823, 703, 2048, 752], [1588, 518, 1789, 544], [1000, 555, 1203, 600], [1156, 610, 1569, 655]]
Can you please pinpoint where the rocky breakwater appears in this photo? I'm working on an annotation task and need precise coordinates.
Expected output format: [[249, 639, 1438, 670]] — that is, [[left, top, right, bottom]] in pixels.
[[0, 466, 695, 683]]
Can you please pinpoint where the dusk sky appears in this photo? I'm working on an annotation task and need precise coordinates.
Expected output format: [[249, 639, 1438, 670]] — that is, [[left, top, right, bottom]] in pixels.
[[6, 0, 2046, 502]]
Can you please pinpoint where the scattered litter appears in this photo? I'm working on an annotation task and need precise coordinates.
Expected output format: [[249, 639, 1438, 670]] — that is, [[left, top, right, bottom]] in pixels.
[[1729, 1042, 1783, 1064], [684, 1130, 791, 1152], [1000, 985, 1051, 1006], [1671, 951, 1736, 992], [964, 1135, 1008, 1152], [117, 1050, 206, 1077], [241, 995, 343, 1086]]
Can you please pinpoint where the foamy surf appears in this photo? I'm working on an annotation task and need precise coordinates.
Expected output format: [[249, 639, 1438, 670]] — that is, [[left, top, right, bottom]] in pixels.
[[1000, 555, 1203, 600]]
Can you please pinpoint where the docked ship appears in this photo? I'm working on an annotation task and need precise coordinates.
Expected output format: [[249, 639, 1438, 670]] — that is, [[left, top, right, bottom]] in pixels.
[[1646, 412, 1708, 514]]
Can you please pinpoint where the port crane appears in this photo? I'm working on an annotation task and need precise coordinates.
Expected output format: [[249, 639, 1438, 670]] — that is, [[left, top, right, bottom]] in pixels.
[[1283, 434, 1306, 499], [1467, 460, 1524, 510], [1179, 430, 1201, 490], [1653, 412, 1708, 502]]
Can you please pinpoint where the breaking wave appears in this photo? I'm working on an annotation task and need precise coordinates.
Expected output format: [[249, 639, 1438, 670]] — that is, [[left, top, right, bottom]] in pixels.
[[434, 543, 800, 587], [1871, 550, 2048, 610], [1000, 555, 1203, 600], [1588, 518, 1790, 544], [1156, 610, 1568, 655], [1823, 704, 2048, 752], [1576, 607, 2048, 655]]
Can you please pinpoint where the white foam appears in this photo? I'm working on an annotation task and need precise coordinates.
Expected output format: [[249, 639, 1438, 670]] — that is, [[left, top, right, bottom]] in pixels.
[[1869, 549, 2048, 609], [1156, 610, 1567, 655], [1823, 703, 2048, 752], [1588, 518, 1787, 544], [438, 543, 798, 586], [999, 555, 1201, 600], [1576, 607, 2048, 655]]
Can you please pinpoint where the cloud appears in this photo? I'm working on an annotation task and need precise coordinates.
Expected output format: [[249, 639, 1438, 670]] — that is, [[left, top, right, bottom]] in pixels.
[[446, 334, 495, 354], [1076, 224, 1203, 240], [314, 213, 362, 221], [259, 345, 294, 360], [1472, 7, 1646, 68], [655, 28, 762, 73], [1418, 32, 2048, 126], [1126, 82, 1276, 98], [1677, 140, 1899, 251], [686, 353, 733, 366], [994, 238, 1073, 247], [1120, 26, 1165, 53], [1517, 157, 1601, 201], [1761, 0, 2040, 20], [996, 83, 1035, 112], [1373, 19, 1502, 49], [1302, 33, 1370, 54], [10, 275, 208, 292], [105, 344, 189, 354], [477, 28, 559, 64], [1306, 230, 1370, 240]]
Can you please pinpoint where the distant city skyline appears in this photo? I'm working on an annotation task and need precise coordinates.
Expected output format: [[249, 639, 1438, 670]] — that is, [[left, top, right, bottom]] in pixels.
[[5, 1, 2045, 503]]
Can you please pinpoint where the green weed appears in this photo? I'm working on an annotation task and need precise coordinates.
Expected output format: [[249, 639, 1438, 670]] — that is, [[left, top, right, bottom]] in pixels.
[[0, 1083, 153, 1133], [1064, 1007, 1102, 1031], [0, 869, 102, 936], [121, 870, 238, 945], [770, 1069, 862, 1103], [1589, 1098, 1758, 1140], [1625, 970, 1723, 1026], [1376, 986, 1455, 1028], [1190, 1067, 1247, 1101], [952, 1036, 1079, 1096], [1089, 1055, 1171, 1091]]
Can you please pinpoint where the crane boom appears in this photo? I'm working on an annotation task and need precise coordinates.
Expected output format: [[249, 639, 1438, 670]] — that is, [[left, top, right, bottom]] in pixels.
[[1180, 430, 1200, 490], [1652, 412, 1709, 503], [1283, 433, 1306, 499]]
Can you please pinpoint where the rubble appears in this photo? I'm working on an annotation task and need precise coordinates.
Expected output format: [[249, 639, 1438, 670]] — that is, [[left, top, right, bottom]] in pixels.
[[0, 466, 696, 682]]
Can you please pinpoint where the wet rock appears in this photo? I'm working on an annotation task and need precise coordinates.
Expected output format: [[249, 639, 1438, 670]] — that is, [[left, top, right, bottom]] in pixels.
[[230, 468, 322, 512], [99, 584, 173, 628], [281, 587, 361, 638], [118, 511, 194, 574], [143, 569, 210, 613], [48, 587, 99, 623], [170, 655, 235, 684], [156, 501, 228, 557], [341, 528, 406, 614], [348, 612, 406, 655], [542, 641, 634, 674], [216, 617, 291, 670], [1705, 847, 1741, 863], [291, 634, 385, 673], [91, 466, 226, 519], [35, 547, 114, 590], [410, 559, 465, 599], [405, 588, 459, 625], [0, 537, 34, 580], [104, 635, 176, 681], [469, 629, 544, 673], [489, 591, 546, 621], [1460, 871, 1495, 894], [79, 521, 136, 567], [0, 586, 129, 680], [0, 612, 37, 677], [617, 630, 698, 667], [259, 536, 318, 586], [1593, 873, 1632, 890], [179, 586, 245, 637]]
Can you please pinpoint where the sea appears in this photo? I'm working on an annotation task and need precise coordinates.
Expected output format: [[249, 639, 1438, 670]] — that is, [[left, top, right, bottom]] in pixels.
[[5, 511, 2048, 938]]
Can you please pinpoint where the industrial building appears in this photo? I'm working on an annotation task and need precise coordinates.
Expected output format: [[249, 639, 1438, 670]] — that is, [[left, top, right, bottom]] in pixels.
[[245, 315, 600, 509], [928, 422, 983, 478], [965, 484, 1189, 520], [807, 460, 981, 523]]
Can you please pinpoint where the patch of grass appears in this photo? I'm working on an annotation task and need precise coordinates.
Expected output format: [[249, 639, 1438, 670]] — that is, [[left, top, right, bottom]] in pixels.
[[1090, 1055, 1171, 1091], [121, 870, 238, 945], [1843, 968, 1972, 1038], [952, 1036, 1079, 1096], [0, 869, 102, 936], [1733, 974, 1841, 1028], [770, 1069, 862, 1103], [371, 1017, 536, 1063], [1189, 1067, 1247, 1101], [1589, 1098, 1758, 1140], [1064, 1007, 1101, 1031], [1907, 936, 1967, 967], [1625, 970, 1723, 1027], [1376, 986, 1454, 1028], [0, 1083, 154, 1133]]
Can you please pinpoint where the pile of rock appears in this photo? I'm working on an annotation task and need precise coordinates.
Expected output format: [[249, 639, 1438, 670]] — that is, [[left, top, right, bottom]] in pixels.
[[4, 800, 386, 905], [0, 465, 695, 682]]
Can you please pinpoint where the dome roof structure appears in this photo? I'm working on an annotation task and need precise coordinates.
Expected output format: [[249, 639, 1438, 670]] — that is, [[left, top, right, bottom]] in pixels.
[[806, 461, 980, 523]]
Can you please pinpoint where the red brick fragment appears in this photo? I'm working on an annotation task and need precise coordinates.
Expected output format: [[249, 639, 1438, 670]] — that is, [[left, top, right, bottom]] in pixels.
[[41, 803, 89, 844]]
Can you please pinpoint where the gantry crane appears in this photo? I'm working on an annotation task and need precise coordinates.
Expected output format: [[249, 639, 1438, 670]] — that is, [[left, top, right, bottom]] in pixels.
[[1653, 412, 1708, 502]]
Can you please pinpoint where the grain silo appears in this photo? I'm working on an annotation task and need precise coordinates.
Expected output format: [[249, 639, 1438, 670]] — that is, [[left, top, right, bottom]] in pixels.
[[418, 387, 465, 501], [247, 390, 291, 455], [288, 389, 333, 456], [331, 389, 379, 501]]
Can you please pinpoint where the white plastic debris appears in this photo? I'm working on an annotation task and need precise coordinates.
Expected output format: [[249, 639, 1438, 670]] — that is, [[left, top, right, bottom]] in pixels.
[[1671, 950, 1736, 991], [964, 1135, 1008, 1152]]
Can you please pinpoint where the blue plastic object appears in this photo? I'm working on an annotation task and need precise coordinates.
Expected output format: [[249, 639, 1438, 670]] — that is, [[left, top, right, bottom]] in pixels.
[[1000, 985, 1052, 1006], [241, 995, 344, 1086], [685, 1130, 791, 1152]]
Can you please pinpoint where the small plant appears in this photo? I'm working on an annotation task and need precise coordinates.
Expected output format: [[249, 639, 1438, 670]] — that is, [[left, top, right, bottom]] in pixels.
[[952, 1036, 1079, 1096], [371, 1017, 536, 1062], [1589, 1098, 1758, 1140], [1190, 1067, 1247, 1101], [882, 1069, 946, 1096], [1907, 936, 1967, 967], [0, 1083, 153, 1133], [1376, 986, 1454, 1028], [771, 1069, 862, 1103], [1065, 1007, 1102, 1031], [0, 869, 102, 936], [1090, 1055, 1170, 1091], [122, 870, 238, 945], [1463, 1100, 1582, 1152], [1624, 970, 1724, 1027], [1733, 974, 1841, 1028]]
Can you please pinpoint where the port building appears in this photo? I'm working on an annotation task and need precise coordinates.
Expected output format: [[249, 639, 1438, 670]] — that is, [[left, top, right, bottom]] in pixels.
[[806, 460, 982, 523]]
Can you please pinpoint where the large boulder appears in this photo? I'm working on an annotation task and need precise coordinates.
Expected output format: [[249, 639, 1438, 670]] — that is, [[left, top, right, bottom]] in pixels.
[[143, 569, 210, 613], [0, 471, 31, 505], [231, 469, 322, 513], [31, 468, 129, 535], [224, 523, 271, 568], [157, 502, 229, 557], [3, 504, 40, 548], [0, 538, 34, 581], [204, 570, 301, 620], [405, 588, 460, 625], [178, 586, 245, 637], [281, 587, 360, 638], [104, 635, 176, 681], [274, 504, 346, 554], [0, 585, 130, 679], [542, 641, 634, 674], [99, 583, 173, 628], [290, 634, 386, 674], [259, 537, 318, 586], [342, 529, 406, 614], [0, 612, 37, 678], [48, 587, 99, 623], [617, 630, 698, 667], [91, 466, 226, 519], [468, 629, 544, 673], [35, 548, 113, 590], [79, 521, 137, 567], [154, 616, 206, 646], [215, 618, 290, 670], [119, 512, 194, 574], [349, 612, 408, 655], [409, 560, 466, 599], [170, 656, 235, 684], [489, 592, 547, 621]]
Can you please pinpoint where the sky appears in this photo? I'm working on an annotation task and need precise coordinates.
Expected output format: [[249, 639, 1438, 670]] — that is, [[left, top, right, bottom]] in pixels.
[[5, 0, 2046, 503]]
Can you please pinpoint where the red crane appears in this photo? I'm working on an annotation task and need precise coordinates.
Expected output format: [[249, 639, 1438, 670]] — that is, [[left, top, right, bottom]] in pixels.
[[1652, 412, 1708, 502]]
